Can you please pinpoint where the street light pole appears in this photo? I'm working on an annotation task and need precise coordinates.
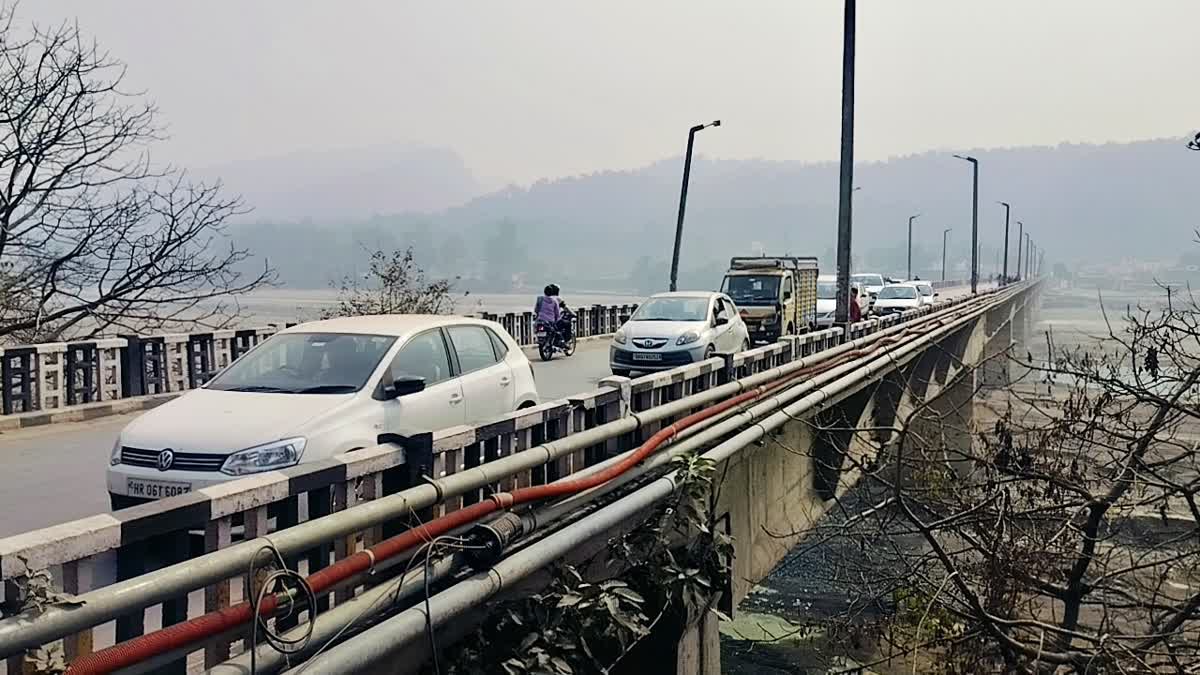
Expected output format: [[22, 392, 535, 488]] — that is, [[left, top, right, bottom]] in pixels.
[[668, 120, 721, 292], [953, 154, 980, 294], [907, 213, 920, 280], [997, 201, 1011, 285], [1015, 221, 1024, 282], [942, 228, 952, 281], [834, 0, 857, 326]]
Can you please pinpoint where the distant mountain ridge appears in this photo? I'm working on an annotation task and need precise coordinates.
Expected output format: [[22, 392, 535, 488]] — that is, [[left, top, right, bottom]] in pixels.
[[229, 137, 1199, 291]]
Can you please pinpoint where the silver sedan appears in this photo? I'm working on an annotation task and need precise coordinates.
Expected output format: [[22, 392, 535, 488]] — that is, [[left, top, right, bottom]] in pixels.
[[610, 292, 750, 376]]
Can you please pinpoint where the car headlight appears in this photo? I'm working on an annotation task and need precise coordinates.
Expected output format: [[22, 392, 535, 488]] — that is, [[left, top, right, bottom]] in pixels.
[[677, 331, 702, 346], [110, 438, 122, 466], [613, 328, 627, 345], [221, 437, 307, 476]]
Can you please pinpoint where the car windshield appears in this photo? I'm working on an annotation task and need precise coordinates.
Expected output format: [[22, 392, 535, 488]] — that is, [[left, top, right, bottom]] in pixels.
[[878, 285, 918, 300], [917, 285, 933, 296], [207, 332, 397, 394], [852, 274, 884, 288], [722, 275, 780, 305], [817, 282, 837, 299], [631, 297, 710, 322]]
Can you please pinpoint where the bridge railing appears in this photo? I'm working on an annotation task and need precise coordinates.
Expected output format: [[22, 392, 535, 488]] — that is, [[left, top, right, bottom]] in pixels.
[[0, 304, 638, 425], [0, 291, 998, 671]]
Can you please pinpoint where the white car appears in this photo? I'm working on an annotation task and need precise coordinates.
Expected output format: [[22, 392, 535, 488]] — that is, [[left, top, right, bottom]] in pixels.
[[871, 283, 923, 317], [107, 315, 539, 509], [609, 292, 749, 376], [815, 275, 869, 327], [912, 281, 936, 305], [851, 273, 886, 307]]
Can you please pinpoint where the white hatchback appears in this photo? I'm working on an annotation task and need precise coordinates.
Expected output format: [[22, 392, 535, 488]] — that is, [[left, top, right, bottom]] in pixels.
[[870, 283, 923, 317], [107, 315, 539, 509]]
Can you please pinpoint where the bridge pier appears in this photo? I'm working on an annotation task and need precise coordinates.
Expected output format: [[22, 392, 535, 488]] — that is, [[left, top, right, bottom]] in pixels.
[[618, 596, 722, 675], [979, 318, 1012, 389], [908, 366, 976, 480]]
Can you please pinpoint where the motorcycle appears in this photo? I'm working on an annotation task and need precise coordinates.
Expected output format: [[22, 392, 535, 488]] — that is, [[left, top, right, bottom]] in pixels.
[[536, 306, 577, 361]]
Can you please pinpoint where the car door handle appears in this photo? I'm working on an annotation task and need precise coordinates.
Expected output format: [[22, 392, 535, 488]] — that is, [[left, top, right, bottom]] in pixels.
[[499, 376, 511, 387], [449, 393, 463, 405]]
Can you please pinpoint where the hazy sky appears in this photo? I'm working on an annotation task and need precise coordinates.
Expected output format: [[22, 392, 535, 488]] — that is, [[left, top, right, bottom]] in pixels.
[[24, 1, 1200, 186]]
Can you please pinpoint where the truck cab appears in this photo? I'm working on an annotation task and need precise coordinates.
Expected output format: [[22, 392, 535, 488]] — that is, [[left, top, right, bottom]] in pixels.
[[720, 256, 818, 344]]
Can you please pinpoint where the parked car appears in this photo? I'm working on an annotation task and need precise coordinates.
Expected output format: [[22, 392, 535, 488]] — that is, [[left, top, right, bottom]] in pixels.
[[912, 281, 936, 305], [814, 275, 869, 327], [107, 315, 539, 509], [870, 283, 923, 316], [851, 273, 886, 308], [610, 292, 749, 376]]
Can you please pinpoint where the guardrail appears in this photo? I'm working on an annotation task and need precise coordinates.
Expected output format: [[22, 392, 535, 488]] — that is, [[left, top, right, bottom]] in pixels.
[[0, 304, 638, 424]]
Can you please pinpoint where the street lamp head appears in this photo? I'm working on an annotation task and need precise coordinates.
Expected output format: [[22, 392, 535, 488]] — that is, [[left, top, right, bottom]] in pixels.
[[953, 154, 978, 164], [910, 213, 921, 220], [997, 201, 1010, 208], [710, 120, 721, 128]]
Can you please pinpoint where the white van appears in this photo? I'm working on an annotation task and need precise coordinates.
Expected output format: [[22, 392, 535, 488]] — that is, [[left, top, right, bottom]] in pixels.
[[107, 315, 539, 509]]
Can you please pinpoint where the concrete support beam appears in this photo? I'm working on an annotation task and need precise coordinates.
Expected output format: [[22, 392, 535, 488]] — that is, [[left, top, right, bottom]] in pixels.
[[908, 368, 977, 481], [979, 318, 1012, 389]]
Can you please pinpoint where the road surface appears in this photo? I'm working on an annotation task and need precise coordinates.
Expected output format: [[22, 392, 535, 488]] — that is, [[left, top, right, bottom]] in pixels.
[[0, 341, 615, 537]]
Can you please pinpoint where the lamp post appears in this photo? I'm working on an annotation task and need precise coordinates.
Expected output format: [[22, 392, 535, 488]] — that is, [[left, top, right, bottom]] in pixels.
[[834, 0, 857, 326], [907, 213, 920, 280], [997, 201, 1011, 285], [668, 120, 721, 292], [942, 228, 952, 281], [953, 154, 980, 294], [1015, 221, 1024, 281]]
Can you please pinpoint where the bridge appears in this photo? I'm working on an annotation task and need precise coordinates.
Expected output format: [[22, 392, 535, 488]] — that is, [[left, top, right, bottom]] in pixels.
[[0, 280, 1034, 674]]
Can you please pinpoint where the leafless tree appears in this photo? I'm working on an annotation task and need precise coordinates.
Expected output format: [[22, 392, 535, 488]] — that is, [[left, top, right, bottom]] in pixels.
[[320, 247, 462, 319], [757, 289, 1200, 673], [0, 4, 271, 343]]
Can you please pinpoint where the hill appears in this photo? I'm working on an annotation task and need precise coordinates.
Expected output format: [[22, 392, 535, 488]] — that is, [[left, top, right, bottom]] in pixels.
[[229, 138, 1199, 293]]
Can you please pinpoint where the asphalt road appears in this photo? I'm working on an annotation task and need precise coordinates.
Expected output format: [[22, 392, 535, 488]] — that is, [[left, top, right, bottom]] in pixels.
[[0, 340, 615, 537]]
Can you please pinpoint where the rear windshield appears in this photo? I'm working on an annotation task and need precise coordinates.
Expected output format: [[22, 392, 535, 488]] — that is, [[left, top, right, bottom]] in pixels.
[[852, 274, 885, 288], [723, 275, 780, 305], [817, 282, 837, 299], [878, 285, 918, 300]]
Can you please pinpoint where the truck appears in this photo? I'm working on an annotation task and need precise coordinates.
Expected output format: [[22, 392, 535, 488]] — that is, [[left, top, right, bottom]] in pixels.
[[719, 256, 819, 344]]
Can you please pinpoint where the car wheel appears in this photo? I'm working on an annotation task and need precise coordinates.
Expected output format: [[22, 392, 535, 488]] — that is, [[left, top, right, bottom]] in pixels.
[[786, 323, 794, 336], [740, 339, 749, 353], [538, 341, 554, 361], [704, 344, 716, 361], [563, 334, 577, 357]]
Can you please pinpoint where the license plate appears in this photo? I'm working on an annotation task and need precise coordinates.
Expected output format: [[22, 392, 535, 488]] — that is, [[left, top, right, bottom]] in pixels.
[[632, 353, 662, 362], [127, 479, 192, 499]]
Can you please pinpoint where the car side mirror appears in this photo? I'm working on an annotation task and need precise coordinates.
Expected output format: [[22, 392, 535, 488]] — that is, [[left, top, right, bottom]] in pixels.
[[382, 374, 425, 400], [934, 292, 940, 298], [782, 292, 792, 302]]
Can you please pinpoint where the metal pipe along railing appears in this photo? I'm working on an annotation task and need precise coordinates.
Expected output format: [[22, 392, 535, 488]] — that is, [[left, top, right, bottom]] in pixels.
[[299, 287, 1011, 673]]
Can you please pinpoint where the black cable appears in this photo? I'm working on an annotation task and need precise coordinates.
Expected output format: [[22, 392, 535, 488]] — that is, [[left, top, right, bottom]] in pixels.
[[247, 539, 318, 675]]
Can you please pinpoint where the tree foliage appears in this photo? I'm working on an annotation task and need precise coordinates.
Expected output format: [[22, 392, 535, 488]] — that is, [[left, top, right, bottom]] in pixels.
[[440, 454, 733, 675], [0, 4, 272, 343], [785, 281, 1200, 673], [321, 246, 461, 319]]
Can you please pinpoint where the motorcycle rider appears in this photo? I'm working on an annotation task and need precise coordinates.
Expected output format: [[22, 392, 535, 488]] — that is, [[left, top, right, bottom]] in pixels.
[[535, 284, 562, 337], [549, 284, 574, 345]]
